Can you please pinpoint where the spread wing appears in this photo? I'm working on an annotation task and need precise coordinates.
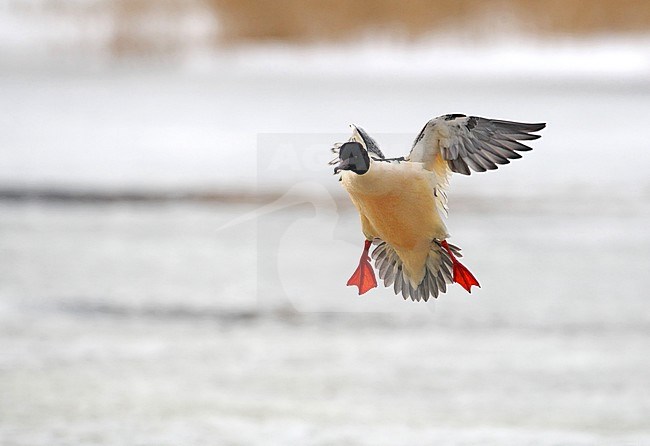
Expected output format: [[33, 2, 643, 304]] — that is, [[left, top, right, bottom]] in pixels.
[[407, 114, 546, 175], [405, 114, 545, 215]]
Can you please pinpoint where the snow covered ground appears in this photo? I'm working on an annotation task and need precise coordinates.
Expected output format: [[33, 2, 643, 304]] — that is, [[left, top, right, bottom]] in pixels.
[[1, 34, 650, 445]]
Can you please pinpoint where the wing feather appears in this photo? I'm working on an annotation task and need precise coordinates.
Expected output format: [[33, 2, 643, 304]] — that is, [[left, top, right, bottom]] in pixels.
[[462, 155, 483, 172], [407, 115, 545, 176], [350, 124, 385, 159]]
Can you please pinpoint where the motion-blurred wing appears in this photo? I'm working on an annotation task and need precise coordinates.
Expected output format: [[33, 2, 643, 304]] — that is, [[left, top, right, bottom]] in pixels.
[[350, 124, 385, 159], [407, 114, 545, 175], [329, 124, 385, 167]]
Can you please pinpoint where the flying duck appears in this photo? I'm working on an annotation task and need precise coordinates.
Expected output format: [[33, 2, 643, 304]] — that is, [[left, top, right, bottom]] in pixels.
[[331, 114, 545, 302]]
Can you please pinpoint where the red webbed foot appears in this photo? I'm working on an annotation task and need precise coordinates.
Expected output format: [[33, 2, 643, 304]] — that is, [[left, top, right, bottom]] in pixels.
[[441, 240, 480, 293], [346, 239, 377, 295]]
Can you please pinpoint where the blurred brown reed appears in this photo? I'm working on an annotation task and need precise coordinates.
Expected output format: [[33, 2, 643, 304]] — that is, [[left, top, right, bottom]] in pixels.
[[207, 0, 650, 42], [24, 0, 650, 56]]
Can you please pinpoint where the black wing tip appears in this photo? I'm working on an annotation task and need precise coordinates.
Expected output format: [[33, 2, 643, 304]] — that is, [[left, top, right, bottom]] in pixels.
[[488, 119, 546, 133], [449, 158, 471, 175], [517, 122, 546, 134], [526, 122, 546, 133], [507, 122, 545, 145]]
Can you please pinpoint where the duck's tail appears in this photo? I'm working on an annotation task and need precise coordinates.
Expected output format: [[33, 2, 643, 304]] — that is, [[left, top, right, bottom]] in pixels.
[[372, 239, 479, 302]]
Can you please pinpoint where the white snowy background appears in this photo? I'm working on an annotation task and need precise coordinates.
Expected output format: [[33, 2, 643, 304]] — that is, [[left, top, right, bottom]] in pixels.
[[1, 2, 649, 445]]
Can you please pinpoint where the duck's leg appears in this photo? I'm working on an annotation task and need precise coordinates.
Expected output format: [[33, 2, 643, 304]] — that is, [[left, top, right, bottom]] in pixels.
[[440, 240, 480, 293], [346, 239, 377, 295]]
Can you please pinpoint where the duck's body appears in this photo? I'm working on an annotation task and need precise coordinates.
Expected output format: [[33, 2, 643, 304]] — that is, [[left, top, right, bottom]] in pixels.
[[341, 161, 447, 287], [332, 114, 545, 302]]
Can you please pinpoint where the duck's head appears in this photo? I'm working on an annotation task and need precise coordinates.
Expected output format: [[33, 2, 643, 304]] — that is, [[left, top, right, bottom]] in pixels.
[[333, 141, 370, 175]]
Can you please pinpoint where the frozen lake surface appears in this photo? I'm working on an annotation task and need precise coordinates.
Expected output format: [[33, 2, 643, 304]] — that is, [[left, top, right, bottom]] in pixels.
[[1, 38, 650, 445], [1, 196, 649, 445]]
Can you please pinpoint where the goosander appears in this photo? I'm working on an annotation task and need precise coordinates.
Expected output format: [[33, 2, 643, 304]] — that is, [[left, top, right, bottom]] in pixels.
[[331, 114, 545, 302]]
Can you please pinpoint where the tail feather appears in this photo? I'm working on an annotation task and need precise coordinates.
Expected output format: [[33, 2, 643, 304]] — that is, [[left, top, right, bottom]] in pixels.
[[372, 239, 479, 301]]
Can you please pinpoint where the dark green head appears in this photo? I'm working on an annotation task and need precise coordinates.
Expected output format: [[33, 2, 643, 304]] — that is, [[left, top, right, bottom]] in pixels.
[[333, 142, 370, 175]]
